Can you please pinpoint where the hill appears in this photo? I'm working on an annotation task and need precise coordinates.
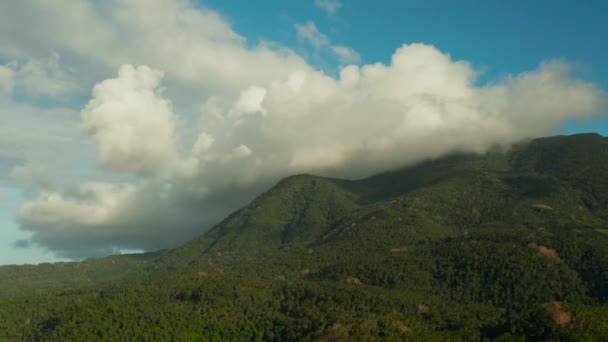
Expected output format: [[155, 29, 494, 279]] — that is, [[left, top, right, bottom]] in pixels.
[[1, 133, 608, 341]]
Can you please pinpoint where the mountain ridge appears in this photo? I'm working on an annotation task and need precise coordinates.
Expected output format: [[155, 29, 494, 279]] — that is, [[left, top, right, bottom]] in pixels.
[[2, 133, 608, 340]]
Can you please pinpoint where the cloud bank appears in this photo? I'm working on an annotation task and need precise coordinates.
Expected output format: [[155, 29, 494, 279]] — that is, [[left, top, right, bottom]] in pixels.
[[1, 1, 604, 259], [0, 0, 309, 95]]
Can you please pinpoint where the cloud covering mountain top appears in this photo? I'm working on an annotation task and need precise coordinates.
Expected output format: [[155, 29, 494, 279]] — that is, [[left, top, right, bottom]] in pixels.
[[1, 0, 605, 259]]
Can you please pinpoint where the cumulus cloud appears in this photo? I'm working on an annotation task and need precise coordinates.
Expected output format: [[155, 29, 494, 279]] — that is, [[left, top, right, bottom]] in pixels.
[[315, 0, 342, 14], [295, 21, 360, 65], [3, 2, 605, 260], [0, 0, 310, 95], [186, 44, 603, 180], [81, 64, 178, 177], [230, 86, 268, 117]]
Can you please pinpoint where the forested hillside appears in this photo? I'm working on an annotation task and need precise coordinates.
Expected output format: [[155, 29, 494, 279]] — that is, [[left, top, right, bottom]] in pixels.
[[2, 133, 608, 341]]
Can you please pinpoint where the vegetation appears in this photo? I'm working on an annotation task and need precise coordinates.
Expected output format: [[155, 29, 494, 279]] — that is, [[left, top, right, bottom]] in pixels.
[[1, 133, 608, 340]]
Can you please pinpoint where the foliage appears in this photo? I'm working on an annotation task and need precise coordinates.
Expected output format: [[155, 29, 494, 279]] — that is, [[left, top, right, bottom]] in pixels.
[[2, 133, 608, 340]]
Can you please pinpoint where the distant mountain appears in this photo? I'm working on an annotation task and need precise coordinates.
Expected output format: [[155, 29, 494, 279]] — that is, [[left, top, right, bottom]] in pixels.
[[163, 133, 608, 261], [2, 133, 608, 341]]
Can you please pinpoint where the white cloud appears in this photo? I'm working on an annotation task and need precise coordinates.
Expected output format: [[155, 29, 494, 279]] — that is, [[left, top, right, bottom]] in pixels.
[[315, 0, 342, 14], [296, 22, 331, 49], [0, 0, 310, 95], [229, 86, 268, 117], [185, 44, 603, 179], [81, 64, 178, 177], [20, 183, 133, 228], [331, 45, 361, 65], [295, 21, 360, 66]]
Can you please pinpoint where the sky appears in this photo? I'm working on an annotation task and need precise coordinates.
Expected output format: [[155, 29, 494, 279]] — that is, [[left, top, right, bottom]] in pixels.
[[0, 0, 606, 265]]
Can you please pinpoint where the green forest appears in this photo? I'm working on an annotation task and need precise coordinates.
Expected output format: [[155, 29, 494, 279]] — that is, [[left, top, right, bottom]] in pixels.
[[1, 133, 608, 341]]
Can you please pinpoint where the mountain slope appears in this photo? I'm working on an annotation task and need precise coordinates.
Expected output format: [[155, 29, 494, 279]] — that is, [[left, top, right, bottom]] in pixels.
[[166, 133, 607, 265], [165, 175, 360, 263], [2, 133, 608, 341]]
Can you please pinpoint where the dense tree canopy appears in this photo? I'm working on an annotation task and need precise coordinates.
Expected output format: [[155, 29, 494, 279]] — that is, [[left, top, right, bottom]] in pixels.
[[1, 133, 608, 340]]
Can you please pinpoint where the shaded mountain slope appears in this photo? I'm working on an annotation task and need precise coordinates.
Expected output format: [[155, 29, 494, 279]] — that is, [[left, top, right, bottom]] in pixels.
[[165, 175, 360, 264]]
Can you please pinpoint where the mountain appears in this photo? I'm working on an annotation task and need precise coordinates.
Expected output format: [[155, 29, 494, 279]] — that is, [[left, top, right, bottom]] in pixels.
[[1, 133, 608, 341]]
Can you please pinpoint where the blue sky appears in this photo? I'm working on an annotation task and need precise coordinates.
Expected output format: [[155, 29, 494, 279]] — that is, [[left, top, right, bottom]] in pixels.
[[202, 0, 608, 134], [0, 0, 606, 265], [0, 187, 68, 264], [204, 1, 607, 83]]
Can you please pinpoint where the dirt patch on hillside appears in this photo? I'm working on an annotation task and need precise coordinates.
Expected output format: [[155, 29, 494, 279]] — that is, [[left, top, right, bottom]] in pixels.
[[327, 322, 352, 341], [532, 204, 554, 211], [416, 304, 430, 314], [392, 320, 411, 334], [544, 301, 572, 326], [528, 242, 561, 262], [346, 277, 362, 285], [359, 319, 377, 331]]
